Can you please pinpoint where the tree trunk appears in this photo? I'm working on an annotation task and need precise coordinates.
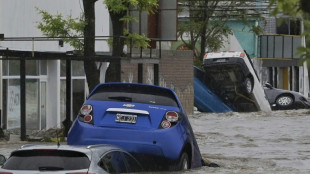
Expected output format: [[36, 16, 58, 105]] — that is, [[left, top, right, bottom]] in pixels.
[[200, 0, 208, 62], [105, 10, 126, 82], [83, 0, 100, 91]]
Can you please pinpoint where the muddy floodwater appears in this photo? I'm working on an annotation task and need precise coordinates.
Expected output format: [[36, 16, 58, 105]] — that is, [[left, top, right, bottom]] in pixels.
[[1, 109, 310, 174]]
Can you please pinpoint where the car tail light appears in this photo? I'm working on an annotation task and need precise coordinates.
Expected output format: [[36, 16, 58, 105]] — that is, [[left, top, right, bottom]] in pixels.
[[80, 105, 92, 115], [84, 115, 93, 123], [161, 120, 171, 129], [0, 172, 13, 174], [240, 52, 245, 58], [165, 111, 179, 122], [78, 104, 94, 124], [160, 111, 182, 129]]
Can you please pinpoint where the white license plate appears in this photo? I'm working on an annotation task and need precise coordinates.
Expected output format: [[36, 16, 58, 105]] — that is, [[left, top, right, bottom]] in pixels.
[[215, 58, 226, 62], [115, 113, 137, 124]]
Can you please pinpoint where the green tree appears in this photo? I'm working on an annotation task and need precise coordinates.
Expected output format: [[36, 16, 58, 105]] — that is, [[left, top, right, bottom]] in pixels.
[[37, 0, 100, 92], [178, 0, 263, 66], [37, 0, 158, 90], [269, 0, 310, 67], [104, 0, 158, 82]]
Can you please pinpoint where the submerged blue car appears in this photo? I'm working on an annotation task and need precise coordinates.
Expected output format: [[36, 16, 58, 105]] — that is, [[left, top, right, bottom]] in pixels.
[[67, 82, 205, 171]]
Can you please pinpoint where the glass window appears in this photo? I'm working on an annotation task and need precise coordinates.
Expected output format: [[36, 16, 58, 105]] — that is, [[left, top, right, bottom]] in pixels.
[[72, 60, 85, 76], [2, 150, 90, 170], [99, 151, 127, 173], [60, 80, 66, 123], [72, 79, 85, 119], [60, 60, 66, 77], [7, 79, 21, 129], [88, 84, 178, 107], [40, 60, 47, 75], [2, 60, 8, 76], [40, 82, 47, 130], [26, 79, 39, 130], [9, 60, 20, 76], [26, 60, 39, 76]]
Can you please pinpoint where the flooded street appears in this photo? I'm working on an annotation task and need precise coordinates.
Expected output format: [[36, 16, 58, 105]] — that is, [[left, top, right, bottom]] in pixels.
[[1, 109, 310, 174], [189, 109, 310, 174]]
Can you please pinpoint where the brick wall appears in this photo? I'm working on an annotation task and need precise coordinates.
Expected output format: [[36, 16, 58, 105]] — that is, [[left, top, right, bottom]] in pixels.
[[121, 50, 194, 115]]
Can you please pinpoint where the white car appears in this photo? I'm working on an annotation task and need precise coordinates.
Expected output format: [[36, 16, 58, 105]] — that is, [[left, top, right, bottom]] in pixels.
[[202, 51, 271, 112], [0, 144, 143, 174]]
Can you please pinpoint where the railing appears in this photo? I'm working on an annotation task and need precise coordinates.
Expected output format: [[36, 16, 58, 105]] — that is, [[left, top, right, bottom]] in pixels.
[[0, 36, 177, 59]]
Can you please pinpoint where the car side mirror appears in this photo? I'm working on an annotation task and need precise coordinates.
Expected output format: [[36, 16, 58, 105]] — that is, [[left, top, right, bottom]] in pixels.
[[265, 83, 273, 89], [0, 154, 6, 166]]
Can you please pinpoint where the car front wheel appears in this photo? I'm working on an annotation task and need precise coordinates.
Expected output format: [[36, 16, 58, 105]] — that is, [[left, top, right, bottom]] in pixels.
[[276, 95, 293, 108]]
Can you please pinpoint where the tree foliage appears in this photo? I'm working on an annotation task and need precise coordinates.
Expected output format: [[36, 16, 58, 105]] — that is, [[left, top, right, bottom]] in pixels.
[[37, 8, 86, 51], [269, 0, 310, 67], [178, 0, 264, 65]]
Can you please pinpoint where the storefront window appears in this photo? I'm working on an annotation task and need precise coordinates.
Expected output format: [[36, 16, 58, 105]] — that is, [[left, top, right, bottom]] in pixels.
[[26, 60, 38, 76], [40, 82, 47, 130], [40, 60, 47, 75], [72, 60, 85, 76], [26, 79, 39, 130], [9, 60, 20, 76], [72, 79, 85, 120], [60, 80, 66, 123], [6, 79, 21, 129], [60, 60, 66, 77], [2, 60, 8, 76]]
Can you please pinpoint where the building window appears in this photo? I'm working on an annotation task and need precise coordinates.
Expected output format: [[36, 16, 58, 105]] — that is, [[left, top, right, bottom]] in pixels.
[[26, 79, 39, 130], [5, 79, 21, 129]]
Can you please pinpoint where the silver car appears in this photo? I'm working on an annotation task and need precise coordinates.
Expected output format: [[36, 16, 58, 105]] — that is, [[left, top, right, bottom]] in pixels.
[[0, 144, 143, 174]]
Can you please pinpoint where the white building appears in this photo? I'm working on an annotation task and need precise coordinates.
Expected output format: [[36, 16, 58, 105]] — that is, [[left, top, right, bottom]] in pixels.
[[0, 0, 110, 130]]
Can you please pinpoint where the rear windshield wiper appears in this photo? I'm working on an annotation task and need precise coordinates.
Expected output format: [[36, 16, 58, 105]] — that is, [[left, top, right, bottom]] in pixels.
[[108, 96, 132, 102], [38, 166, 64, 171]]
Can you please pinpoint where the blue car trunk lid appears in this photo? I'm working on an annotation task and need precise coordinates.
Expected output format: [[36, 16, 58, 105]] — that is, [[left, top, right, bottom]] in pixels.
[[88, 101, 176, 130]]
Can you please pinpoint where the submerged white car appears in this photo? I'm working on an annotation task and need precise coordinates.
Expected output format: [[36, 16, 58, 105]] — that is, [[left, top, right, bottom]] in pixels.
[[0, 144, 143, 174], [202, 51, 271, 112]]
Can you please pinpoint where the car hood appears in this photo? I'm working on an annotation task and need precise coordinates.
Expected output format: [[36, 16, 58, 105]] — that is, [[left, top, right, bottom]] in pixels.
[[85, 100, 181, 130]]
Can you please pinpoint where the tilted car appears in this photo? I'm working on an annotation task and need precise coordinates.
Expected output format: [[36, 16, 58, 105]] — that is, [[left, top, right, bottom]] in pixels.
[[0, 144, 143, 174], [203, 51, 271, 112], [67, 82, 205, 171], [264, 83, 310, 110]]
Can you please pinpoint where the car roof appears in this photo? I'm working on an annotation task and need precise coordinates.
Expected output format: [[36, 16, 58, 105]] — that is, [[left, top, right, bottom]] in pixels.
[[14, 144, 123, 156], [204, 51, 246, 59]]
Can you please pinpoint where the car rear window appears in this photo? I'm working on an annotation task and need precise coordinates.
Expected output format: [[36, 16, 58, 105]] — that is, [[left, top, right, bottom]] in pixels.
[[2, 150, 90, 171], [88, 84, 179, 107]]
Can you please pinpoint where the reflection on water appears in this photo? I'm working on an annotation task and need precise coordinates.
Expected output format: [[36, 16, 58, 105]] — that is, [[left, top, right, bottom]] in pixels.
[[1, 109, 310, 174]]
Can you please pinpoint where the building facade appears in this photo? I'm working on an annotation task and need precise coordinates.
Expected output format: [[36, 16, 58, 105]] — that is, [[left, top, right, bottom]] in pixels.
[[0, 0, 110, 131]]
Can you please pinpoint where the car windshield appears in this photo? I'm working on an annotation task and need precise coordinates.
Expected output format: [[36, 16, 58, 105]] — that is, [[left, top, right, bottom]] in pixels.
[[88, 84, 179, 107], [2, 150, 90, 171]]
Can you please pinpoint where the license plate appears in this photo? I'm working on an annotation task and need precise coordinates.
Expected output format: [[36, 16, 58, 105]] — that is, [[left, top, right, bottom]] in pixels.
[[115, 113, 137, 124], [215, 58, 226, 62]]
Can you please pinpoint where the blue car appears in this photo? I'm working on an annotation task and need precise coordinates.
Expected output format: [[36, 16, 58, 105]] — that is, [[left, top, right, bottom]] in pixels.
[[67, 82, 205, 171]]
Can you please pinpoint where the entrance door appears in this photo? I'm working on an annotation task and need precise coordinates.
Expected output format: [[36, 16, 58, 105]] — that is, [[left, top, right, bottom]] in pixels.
[[40, 82, 47, 130]]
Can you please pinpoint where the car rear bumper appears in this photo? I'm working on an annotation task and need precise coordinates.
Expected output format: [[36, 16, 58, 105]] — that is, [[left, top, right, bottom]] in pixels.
[[67, 119, 187, 160]]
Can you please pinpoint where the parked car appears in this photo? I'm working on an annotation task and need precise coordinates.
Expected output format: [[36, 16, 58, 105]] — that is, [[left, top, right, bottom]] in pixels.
[[203, 51, 271, 112], [264, 83, 310, 110], [67, 82, 205, 171], [0, 144, 143, 174]]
